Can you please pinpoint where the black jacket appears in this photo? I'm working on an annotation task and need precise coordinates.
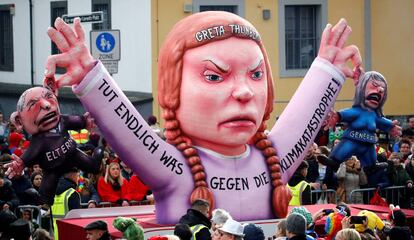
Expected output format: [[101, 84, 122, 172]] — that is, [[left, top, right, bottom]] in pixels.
[[384, 226, 413, 240], [288, 234, 307, 240], [305, 156, 319, 183], [179, 209, 211, 240], [98, 231, 112, 240], [11, 175, 33, 205], [21, 115, 85, 169], [55, 177, 80, 211], [0, 179, 19, 211]]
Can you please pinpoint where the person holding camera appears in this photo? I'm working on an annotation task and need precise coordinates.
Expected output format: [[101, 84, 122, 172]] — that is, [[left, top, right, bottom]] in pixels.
[[336, 156, 367, 203], [343, 210, 384, 240]]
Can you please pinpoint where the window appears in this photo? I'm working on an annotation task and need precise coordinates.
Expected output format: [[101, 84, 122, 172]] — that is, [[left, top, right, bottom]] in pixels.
[[50, 1, 67, 55], [199, 5, 237, 13], [0, 5, 14, 71], [92, 0, 111, 30], [50, 1, 67, 74], [278, 0, 327, 77], [193, 0, 244, 16]]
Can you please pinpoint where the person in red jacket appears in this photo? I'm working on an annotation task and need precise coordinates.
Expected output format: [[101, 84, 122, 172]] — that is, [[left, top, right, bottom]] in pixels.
[[97, 160, 129, 206], [127, 174, 150, 202]]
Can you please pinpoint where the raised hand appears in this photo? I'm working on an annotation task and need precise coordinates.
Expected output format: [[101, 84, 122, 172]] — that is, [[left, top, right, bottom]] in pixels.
[[45, 17, 95, 88], [389, 120, 402, 137], [323, 110, 340, 131], [318, 19, 362, 83], [4, 155, 25, 179]]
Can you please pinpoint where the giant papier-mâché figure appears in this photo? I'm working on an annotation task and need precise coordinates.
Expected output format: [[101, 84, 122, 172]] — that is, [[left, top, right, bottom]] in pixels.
[[39, 11, 361, 223], [325, 71, 401, 169], [5, 78, 102, 205]]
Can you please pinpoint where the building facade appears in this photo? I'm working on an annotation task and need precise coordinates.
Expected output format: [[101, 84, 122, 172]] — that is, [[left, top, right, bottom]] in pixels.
[[0, 0, 153, 118], [151, 0, 414, 128]]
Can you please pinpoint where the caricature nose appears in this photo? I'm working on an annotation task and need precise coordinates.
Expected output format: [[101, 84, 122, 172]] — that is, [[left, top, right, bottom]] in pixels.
[[378, 86, 385, 93], [40, 99, 51, 110], [232, 81, 254, 102]]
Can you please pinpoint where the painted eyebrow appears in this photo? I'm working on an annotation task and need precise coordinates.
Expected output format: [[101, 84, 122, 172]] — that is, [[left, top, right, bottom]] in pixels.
[[26, 98, 39, 108], [43, 90, 54, 98], [202, 59, 229, 73], [248, 59, 264, 71]]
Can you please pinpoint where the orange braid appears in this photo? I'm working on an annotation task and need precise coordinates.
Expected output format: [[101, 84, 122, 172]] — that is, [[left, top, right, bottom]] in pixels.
[[252, 123, 291, 218], [162, 109, 215, 209]]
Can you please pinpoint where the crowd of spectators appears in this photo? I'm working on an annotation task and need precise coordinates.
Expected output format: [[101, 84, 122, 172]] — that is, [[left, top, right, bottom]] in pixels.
[[287, 115, 414, 209], [0, 112, 155, 239], [0, 111, 414, 239], [143, 200, 412, 240]]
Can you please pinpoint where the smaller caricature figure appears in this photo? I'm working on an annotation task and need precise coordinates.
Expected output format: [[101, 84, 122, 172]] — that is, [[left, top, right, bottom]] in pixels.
[[5, 78, 102, 206], [326, 71, 401, 169]]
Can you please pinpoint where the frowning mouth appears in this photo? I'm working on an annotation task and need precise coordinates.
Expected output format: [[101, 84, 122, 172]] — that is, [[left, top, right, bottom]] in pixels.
[[366, 93, 382, 104], [37, 111, 58, 126], [219, 115, 256, 128]]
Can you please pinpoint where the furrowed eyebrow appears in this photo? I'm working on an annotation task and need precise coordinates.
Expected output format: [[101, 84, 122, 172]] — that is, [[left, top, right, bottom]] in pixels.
[[248, 59, 264, 71], [202, 59, 229, 73]]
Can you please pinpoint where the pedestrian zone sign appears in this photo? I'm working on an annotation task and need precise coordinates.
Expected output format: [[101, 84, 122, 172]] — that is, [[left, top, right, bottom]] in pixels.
[[90, 30, 121, 61]]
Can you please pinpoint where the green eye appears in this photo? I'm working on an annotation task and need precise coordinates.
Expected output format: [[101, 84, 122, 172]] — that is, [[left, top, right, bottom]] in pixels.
[[251, 71, 263, 80]]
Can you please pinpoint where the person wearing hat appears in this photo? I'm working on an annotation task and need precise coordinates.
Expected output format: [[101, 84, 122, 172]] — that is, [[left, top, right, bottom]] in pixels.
[[0, 209, 17, 239], [213, 219, 244, 240], [286, 213, 307, 240], [289, 206, 317, 239], [9, 219, 32, 240], [211, 208, 232, 232], [84, 220, 111, 240]]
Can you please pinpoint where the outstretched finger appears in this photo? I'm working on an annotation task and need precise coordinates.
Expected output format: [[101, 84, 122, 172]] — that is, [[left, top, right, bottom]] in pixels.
[[328, 18, 347, 46], [320, 23, 332, 49], [336, 26, 352, 49], [54, 17, 78, 47], [74, 18, 85, 42], [47, 27, 70, 52], [4, 167, 13, 178]]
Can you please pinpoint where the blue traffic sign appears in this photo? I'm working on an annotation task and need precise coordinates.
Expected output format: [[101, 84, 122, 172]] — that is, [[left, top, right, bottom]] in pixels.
[[90, 30, 120, 61], [96, 32, 115, 53]]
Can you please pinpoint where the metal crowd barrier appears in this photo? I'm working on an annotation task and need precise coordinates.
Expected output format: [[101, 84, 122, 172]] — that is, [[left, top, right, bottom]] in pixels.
[[349, 185, 407, 205], [302, 185, 408, 206], [15, 205, 52, 234], [310, 189, 337, 204]]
